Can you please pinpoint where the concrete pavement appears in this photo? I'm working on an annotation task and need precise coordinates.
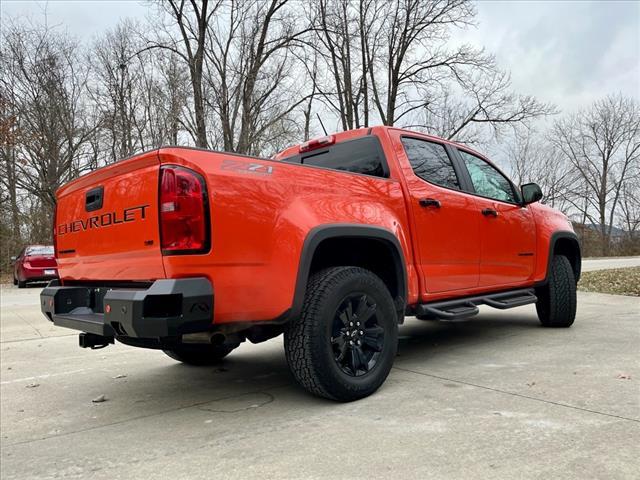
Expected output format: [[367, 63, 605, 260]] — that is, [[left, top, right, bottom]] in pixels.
[[1, 283, 638, 479]]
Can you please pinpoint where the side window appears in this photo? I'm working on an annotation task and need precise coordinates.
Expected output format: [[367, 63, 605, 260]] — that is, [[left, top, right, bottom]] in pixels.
[[458, 150, 516, 203], [401, 137, 460, 189]]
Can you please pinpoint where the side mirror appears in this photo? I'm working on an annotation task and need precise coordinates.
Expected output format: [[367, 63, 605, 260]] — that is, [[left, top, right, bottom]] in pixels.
[[521, 183, 543, 205], [10, 256, 17, 262]]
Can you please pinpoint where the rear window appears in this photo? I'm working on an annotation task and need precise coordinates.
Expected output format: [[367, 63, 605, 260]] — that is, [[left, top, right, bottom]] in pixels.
[[282, 136, 388, 178], [26, 246, 54, 255]]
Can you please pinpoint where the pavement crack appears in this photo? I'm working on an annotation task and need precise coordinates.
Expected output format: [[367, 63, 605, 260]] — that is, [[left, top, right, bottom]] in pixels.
[[12, 311, 44, 339], [2, 385, 289, 448], [197, 392, 275, 413], [393, 366, 640, 423]]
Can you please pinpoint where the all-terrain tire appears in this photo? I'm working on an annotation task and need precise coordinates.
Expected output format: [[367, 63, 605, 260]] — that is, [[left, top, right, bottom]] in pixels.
[[284, 266, 398, 402], [535, 254, 576, 328], [163, 343, 239, 365]]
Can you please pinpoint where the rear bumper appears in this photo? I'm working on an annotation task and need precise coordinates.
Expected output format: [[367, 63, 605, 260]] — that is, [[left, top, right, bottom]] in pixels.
[[21, 266, 58, 281], [22, 275, 59, 283], [40, 278, 213, 338]]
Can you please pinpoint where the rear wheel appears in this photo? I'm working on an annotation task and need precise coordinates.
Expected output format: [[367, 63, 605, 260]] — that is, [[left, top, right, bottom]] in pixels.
[[163, 343, 239, 365], [535, 254, 576, 328], [284, 266, 398, 402], [17, 278, 26, 288]]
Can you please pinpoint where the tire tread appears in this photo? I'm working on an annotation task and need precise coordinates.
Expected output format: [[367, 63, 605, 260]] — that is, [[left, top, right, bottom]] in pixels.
[[284, 266, 396, 401], [536, 254, 576, 327]]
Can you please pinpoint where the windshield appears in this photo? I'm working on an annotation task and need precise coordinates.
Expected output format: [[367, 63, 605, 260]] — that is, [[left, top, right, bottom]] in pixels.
[[26, 246, 54, 256]]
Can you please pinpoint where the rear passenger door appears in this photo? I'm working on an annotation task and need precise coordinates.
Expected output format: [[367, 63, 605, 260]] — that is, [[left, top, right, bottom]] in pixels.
[[396, 134, 480, 295], [455, 149, 536, 287]]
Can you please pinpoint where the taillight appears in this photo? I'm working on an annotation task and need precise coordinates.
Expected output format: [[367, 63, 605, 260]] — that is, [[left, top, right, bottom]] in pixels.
[[159, 166, 210, 254]]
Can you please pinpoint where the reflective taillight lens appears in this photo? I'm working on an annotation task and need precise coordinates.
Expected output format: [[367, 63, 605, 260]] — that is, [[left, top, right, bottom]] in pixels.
[[159, 166, 210, 254]]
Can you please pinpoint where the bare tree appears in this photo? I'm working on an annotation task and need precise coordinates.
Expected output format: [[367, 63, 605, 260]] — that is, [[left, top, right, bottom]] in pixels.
[[312, 0, 382, 130], [151, 0, 223, 148], [436, 71, 556, 143], [0, 22, 97, 237], [90, 19, 192, 160], [90, 19, 150, 162], [619, 175, 640, 243], [0, 93, 24, 260], [368, 0, 485, 127], [551, 94, 640, 255], [312, 0, 553, 139], [503, 125, 574, 211], [205, 0, 311, 154]]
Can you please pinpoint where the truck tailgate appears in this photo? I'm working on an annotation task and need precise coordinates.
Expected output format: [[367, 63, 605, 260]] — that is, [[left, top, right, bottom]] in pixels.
[[55, 151, 165, 281]]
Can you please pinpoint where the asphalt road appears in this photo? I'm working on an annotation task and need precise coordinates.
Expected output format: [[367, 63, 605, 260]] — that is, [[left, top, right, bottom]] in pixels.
[[581, 256, 640, 272], [1, 267, 639, 479]]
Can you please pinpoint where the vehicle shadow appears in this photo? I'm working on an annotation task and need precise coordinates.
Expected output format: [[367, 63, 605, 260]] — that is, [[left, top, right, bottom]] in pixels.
[[396, 311, 541, 358], [93, 310, 543, 411], [8, 309, 563, 446]]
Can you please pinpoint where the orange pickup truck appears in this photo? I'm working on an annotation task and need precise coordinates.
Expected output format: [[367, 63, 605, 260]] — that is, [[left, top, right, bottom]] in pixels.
[[41, 126, 580, 401]]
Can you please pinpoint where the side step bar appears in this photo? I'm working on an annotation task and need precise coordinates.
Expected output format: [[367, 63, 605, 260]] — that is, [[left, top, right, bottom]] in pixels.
[[415, 288, 537, 322]]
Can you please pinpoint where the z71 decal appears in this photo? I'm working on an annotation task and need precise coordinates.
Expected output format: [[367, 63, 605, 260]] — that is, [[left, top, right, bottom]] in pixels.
[[221, 159, 274, 175]]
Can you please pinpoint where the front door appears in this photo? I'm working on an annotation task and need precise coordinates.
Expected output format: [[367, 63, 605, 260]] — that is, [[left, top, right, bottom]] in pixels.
[[395, 134, 481, 295], [456, 149, 536, 287]]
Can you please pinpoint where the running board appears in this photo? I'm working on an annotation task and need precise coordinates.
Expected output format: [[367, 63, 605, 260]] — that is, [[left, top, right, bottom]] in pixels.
[[415, 288, 537, 322]]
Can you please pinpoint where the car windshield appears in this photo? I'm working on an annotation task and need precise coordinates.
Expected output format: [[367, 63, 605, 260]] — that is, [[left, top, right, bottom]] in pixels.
[[26, 246, 54, 256]]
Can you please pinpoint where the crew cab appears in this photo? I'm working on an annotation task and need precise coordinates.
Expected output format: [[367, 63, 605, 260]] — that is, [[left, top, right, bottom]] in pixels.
[[40, 126, 581, 401]]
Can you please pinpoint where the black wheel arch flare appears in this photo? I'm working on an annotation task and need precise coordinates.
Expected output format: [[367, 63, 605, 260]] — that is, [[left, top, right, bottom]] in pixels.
[[541, 231, 582, 284], [290, 224, 408, 323]]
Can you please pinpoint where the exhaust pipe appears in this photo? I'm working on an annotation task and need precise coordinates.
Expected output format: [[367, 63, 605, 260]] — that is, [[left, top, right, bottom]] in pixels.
[[182, 331, 227, 345]]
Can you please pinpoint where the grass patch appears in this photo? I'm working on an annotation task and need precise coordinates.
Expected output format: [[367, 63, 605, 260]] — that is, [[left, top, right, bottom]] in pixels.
[[578, 267, 640, 296]]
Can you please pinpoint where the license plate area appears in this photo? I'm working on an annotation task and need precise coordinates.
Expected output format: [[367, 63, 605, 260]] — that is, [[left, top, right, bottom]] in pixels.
[[44, 269, 56, 275]]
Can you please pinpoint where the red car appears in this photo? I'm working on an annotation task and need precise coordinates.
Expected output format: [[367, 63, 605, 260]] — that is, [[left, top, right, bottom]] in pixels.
[[13, 245, 58, 288]]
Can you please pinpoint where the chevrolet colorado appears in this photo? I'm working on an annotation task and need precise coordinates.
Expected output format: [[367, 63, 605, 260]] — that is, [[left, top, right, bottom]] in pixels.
[[41, 126, 580, 401]]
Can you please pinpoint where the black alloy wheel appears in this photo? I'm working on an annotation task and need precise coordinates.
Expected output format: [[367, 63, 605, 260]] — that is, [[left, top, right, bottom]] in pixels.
[[284, 266, 398, 401], [331, 293, 384, 377]]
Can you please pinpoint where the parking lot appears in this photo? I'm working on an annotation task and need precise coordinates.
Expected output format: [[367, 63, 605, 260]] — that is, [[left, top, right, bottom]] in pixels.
[[1, 267, 638, 479]]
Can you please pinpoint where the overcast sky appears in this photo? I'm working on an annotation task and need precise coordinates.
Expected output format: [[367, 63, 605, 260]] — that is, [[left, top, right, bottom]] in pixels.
[[3, 0, 639, 116]]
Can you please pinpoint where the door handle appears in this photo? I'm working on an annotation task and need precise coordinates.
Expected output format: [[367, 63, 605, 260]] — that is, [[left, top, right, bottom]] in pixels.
[[419, 198, 441, 208], [481, 208, 498, 217]]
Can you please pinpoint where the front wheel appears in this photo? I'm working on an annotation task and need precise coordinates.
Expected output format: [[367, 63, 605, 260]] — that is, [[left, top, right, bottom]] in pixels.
[[163, 343, 239, 365], [284, 266, 398, 402], [535, 255, 577, 328]]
